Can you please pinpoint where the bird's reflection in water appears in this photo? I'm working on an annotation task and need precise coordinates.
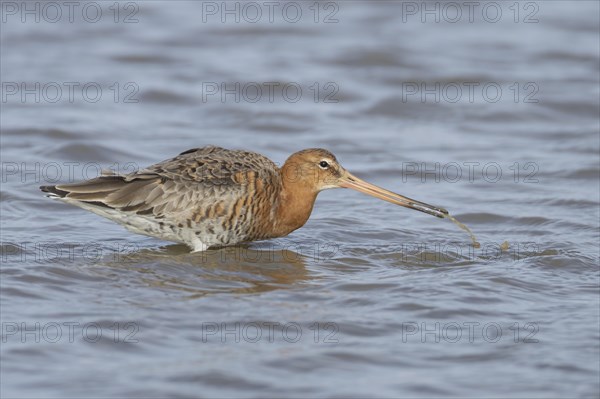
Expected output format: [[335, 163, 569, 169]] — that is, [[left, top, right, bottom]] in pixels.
[[99, 243, 311, 298]]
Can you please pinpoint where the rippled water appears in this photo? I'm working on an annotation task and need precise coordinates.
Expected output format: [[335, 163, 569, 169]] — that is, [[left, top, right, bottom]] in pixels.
[[1, 1, 599, 397]]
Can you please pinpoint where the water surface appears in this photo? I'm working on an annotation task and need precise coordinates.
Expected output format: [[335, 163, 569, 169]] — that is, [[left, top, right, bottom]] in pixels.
[[1, 1, 599, 397]]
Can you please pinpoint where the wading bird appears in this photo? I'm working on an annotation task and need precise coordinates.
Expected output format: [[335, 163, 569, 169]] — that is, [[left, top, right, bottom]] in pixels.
[[41, 146, 449, 251]]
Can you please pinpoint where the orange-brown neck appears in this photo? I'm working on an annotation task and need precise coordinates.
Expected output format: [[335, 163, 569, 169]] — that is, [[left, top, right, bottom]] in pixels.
[[272, 163, 319, 237]]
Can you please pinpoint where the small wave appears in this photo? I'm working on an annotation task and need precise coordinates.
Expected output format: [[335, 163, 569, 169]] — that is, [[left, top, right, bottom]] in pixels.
[[111, 54, 179, 65], [138, 89, 195, 105]]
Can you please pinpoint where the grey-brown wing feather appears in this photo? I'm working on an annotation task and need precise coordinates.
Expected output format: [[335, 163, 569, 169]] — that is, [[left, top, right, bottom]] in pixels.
[[44, 146, 280, 223]]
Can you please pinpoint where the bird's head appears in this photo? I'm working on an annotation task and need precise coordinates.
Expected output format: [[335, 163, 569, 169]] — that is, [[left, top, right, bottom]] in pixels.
[[282, 148, 448, 218]]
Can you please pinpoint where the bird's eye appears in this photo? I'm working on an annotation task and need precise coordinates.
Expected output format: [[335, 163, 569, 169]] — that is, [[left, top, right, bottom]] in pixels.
[[319, 161, 329, 169]]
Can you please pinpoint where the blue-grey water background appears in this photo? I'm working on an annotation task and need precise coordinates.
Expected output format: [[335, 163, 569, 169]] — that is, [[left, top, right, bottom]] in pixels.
[[1, 1, 599, 397]]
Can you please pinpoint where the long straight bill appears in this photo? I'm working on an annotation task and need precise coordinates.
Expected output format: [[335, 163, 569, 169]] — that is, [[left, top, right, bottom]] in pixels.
[[339, 172, 449, 218]]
